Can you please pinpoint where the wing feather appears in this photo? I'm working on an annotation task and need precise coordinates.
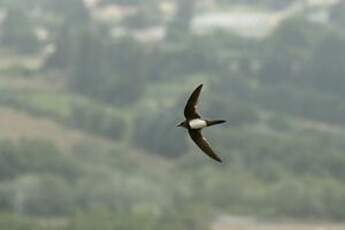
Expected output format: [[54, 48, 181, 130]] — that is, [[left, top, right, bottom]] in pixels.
[[188, 129, 222, 162], [184, 84, 203, 119]]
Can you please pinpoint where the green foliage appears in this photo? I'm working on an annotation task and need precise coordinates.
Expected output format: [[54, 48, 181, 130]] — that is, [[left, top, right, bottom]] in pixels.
[[330, 1, 345, 29], [41, 0, 90, 25], [166, 0, 195, 42], [133, 109, 188, 158], [0, 140, 80, 181], [0, 137, 213, 225], [268, 177, 345, 219], [3, 0, 345, 223], [1, 8, 40, 54], [266, 114, 292, 131], [145, 36, 224, 81], [217, 0, 297, 10], [258, 17, 326, 85], [44, 25, 75, 70], [0, 213, 43, 230], [305, 32, 345, 97], [0, 88, 71, 122], [63, 205, 210, 230], [49, 27, 148, 106], [14, 175, 74, 217], [104, 37, 147, 105], [205, 96, 259, 127], [70, 100, 127, 140], [122, 4, 162, 29], [69, 28, 108, 98], [99, 0, 141, 6]]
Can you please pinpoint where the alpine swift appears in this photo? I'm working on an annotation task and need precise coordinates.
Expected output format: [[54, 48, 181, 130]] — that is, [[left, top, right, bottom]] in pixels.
[[177, 84, 226, 162]]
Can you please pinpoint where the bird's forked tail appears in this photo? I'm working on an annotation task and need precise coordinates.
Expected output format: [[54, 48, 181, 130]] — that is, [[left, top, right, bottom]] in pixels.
[[206, 120, 226, 127]]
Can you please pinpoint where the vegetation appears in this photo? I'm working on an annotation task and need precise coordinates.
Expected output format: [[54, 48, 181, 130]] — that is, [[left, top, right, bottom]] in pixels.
[[1, 7, 40, 54], [0, 0, 344, 229]]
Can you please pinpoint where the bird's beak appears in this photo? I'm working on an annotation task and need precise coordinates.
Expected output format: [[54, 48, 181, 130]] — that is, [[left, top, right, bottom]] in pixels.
[[177, 123, 182, 127]]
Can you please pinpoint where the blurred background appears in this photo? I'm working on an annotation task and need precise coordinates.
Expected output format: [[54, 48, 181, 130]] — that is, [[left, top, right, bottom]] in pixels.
[[0, 0, 344, 229]]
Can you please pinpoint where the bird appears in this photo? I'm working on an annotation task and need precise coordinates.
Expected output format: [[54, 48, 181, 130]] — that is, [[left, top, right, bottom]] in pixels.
[[177, 84, 226, 162]]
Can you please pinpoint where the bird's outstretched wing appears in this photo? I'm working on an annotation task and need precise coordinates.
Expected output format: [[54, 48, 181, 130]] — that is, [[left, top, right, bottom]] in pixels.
[[188, 129, 222, 162], [184, 84, 203, 119]]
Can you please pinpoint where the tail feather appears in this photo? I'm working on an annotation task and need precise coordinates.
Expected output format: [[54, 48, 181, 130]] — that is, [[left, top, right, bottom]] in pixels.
[[206, 120, 226, 127]]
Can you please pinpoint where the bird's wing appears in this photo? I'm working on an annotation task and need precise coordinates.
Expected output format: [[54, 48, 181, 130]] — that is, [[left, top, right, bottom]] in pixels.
[[184, 84, 203, 119], [188, 129, 222, 162]]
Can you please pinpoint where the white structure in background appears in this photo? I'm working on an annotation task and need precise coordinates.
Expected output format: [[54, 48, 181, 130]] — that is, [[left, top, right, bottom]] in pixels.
[[35, 27, 49, 42], [307, 0, 339, 5], [85, 0, 341, 42], [111, 26, 165, 43], [192, 11, 282, 38], [84, 0, 100, 8], [192, 0, 339, 39]]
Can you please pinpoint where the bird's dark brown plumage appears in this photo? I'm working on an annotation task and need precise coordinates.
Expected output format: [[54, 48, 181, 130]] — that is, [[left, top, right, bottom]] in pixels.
[[178, 84, 224, 162], [188, 129, 223, 162], [184, 84, 202, 119]]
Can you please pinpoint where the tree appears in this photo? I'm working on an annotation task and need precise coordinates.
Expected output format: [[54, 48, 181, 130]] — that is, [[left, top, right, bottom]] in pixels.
[[258, 17, 325, 84], [98, 0, 141, 6], [14, 175, 73, 216], [42, 0, 90, 25], [44, 24, 74, 69], [0, 213, 44, 230], [330, 1, 345, 29], [69, 28, 108, 97], [306, 32, 345, 97], [133, 109, 188, 158], [166, 0, 195, 42], [70, 101, 127, 140], [122, 6, 162, 29], [103, 37, 147, 105], [205, 97, 259, 127], [1, 8, 40, 54]]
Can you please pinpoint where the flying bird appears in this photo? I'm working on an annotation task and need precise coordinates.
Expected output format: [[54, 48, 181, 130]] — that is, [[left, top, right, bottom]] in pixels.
[[177, 84, 226, 162]]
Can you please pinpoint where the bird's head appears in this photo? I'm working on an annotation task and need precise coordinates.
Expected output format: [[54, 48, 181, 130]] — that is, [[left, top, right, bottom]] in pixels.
[[177, 121, 187, 129]]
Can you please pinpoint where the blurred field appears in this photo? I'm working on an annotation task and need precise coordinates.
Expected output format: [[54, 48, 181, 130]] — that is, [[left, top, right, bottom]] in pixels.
[[213, 219, 345, 230], [213, 223, 345, 230], [212, 216, 345, 230], [0, 107, 112, 150]]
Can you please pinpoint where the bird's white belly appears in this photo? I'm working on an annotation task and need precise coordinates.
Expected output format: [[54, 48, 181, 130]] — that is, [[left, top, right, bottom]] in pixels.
[[189, 119, 207, 129]]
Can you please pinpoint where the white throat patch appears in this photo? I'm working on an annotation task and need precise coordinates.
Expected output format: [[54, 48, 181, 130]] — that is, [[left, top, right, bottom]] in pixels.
[[189, 119, 207, 129]]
